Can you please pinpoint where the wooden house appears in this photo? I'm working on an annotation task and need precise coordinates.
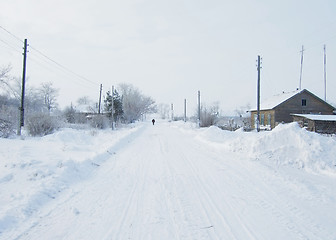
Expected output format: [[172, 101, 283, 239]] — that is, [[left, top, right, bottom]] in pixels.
[[292, 114, 336, 134], [250, 89, 335, 130]]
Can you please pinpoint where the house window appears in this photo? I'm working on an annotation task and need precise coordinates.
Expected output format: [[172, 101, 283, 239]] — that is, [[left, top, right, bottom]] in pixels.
[[260, 114, 265, 126], [267, 114, 271, 126], [302, 99, 307, 106]]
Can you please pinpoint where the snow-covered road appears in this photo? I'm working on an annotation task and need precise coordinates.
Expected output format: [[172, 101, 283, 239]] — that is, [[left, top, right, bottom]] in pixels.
[[2, 121, 336, 239]]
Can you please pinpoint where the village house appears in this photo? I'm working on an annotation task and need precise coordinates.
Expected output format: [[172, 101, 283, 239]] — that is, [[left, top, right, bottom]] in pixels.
[[250, 89, 335, 130]]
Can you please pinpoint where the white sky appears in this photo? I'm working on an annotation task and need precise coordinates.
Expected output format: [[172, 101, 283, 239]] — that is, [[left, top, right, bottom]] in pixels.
[[1, 0, 336, 116]]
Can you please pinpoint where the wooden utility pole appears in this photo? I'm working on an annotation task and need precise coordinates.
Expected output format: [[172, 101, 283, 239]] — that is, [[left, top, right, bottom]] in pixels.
[[299, 45, 304, 90], [324, 44, 327, 101], [198, 90, 201, 127], [18, 39, 28, 136], [184, 99, 187, 122], [98, 84, 102, 114], [257, 55, 261, 132], [111, 85, 114, 130]]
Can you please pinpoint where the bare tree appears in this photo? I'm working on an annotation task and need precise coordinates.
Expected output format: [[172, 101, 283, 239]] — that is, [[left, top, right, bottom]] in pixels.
[[0, 65, 11, 89], [235, 103, 251, 117], [0, 65, 21, 99], [77, 96, 92, 105], [39, 82, 59, 113]]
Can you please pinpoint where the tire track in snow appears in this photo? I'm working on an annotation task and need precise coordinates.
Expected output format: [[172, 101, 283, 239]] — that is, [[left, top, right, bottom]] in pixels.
[[157, 130, 210, 239], [106, 138, 149, 240], [158, 126, 232, 239], [157, 135, 183, 240], [107, 124, 186, 239], [175, 144, 258, 240]]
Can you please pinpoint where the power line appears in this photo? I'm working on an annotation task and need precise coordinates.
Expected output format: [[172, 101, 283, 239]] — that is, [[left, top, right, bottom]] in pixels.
[[0, 24, 97, 87], [29, 46, 97, 86], [0, 38, 22, 53], [0, 25, 23, 43]]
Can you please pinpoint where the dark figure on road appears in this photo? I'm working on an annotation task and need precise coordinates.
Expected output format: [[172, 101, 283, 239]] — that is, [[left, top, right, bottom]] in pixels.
[[152, 119, 155, 125]]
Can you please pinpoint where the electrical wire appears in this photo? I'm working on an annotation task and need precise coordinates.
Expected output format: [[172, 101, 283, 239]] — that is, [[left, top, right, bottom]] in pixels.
[[29, 46, 97, 86], [0, 38, 22, 54], [0, 25, 23, 43], [0, 24, 98, 89]]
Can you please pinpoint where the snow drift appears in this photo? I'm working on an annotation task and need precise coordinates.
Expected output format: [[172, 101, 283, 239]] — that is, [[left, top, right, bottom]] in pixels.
[[194, 122, 336, 175]]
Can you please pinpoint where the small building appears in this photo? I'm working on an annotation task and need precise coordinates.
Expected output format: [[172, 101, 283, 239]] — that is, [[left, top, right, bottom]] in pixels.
[[292, 114, 336, 134], [250, 89, 335, 130]]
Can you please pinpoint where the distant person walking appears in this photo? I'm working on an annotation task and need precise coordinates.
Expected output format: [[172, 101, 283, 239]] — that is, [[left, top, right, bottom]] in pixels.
[[152, 119, 155, 125]]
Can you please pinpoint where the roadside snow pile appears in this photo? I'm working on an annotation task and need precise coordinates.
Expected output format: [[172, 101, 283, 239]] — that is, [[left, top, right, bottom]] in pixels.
[[195, 123, 336, 175], [0, 125, 143, 234]]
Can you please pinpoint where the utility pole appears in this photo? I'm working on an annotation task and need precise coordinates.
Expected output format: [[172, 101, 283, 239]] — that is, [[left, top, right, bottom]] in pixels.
[[299, 45, 304, 90], [98, 84, 102, 114], [18, 39, 28, 136], [184, 99, 187, 122], [111, 85, 114, 130], [198, 90, 201, 127], [257, 55, 261, 132], [324, 44, 327, 101]]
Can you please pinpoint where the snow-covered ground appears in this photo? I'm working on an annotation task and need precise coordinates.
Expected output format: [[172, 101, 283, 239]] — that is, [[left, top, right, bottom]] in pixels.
[[0, 121, 336, 239]]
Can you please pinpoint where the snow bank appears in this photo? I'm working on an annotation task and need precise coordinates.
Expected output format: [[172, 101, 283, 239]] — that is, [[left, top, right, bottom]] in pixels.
[[180, 122, 336, 176], [0, 124, 144, 234]]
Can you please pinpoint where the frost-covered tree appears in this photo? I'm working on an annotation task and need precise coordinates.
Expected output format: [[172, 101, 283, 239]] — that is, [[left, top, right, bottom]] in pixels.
[[158, 103, 170, 119], [0, 66, 62, 136], [199, 102, 220, 127], [119, 83, 156, 123]]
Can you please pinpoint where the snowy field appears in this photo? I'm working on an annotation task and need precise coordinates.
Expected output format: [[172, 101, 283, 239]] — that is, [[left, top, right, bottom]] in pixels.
[[0, 120, 336, 240]]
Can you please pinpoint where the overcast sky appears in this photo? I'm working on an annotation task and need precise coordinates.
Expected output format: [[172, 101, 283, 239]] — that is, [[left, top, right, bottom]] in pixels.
[[1, 0, 336, 116]]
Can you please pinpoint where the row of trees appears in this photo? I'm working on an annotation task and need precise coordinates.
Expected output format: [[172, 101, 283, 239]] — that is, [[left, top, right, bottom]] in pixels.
[[0, 64, 251, 137], [0, 65, 157, 137], [63, 83, 157, 125]]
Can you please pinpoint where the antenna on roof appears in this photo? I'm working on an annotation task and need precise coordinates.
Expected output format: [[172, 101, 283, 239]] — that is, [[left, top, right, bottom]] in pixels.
[[299, 45, 304, 90], [324, 44, 327, 101], [256, 55, 262, 132]]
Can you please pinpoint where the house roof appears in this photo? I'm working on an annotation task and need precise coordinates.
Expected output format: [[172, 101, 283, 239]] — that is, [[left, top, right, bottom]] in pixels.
[[292, 114, 336, 121], [251, 89, 335, 111], [251, 89, 301, 111], [75, 104, 97, 113], [262, 89, 302, 110]]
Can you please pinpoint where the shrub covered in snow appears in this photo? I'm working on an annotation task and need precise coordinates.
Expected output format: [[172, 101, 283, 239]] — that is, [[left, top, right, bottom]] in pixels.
[[26, 113, 59, 136], [89, 115, 108, 129], [0, 118, 15, 138], [200, 105, 218, 127], [63, 106, 76, 123]]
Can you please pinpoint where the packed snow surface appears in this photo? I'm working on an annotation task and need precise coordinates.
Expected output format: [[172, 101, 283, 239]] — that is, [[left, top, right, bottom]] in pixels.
[[0, 121, 336, 239]]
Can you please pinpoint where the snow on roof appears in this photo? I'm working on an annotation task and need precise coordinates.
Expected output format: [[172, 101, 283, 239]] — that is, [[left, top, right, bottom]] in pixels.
[[75, 104, 97, 113], [292, 114, 336, 121], [252, 89, 302, 111]]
